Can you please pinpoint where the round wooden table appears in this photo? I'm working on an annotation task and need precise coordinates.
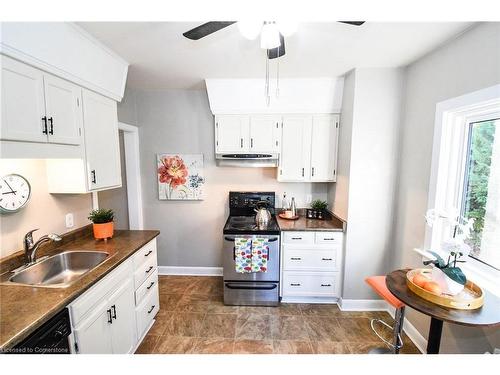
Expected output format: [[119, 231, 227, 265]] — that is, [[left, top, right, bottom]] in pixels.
[[386, 269, 500, 354]]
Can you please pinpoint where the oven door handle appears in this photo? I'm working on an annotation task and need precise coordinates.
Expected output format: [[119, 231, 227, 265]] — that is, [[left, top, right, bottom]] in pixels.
[[224, 236, 278, 242], [225, 283, 278, 290]]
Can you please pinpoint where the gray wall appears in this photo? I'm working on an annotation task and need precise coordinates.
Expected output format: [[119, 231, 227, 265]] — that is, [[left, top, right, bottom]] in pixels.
[[98, 131, 130, 230], [329, 68, 404, 300], [119, 88, 328, 268], [392, 23, 500, 353]]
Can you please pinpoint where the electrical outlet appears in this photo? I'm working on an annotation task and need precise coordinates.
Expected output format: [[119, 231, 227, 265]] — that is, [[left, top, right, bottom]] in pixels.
[[306, 194, 312, 204], [65, 213, 74, 228]]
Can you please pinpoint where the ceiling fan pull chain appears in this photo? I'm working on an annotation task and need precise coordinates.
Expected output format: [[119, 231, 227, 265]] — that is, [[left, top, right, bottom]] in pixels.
[[265, 50, 270, 106], [276, 44, 280, 98]]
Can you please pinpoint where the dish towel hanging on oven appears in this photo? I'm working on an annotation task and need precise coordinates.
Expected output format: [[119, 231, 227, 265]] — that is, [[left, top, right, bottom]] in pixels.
[[234, 238, 252, 273], [251, 238, 269, 273]]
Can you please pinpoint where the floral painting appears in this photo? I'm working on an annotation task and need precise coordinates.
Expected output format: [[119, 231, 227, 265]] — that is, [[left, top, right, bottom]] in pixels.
[[157, 154, 204, 200]]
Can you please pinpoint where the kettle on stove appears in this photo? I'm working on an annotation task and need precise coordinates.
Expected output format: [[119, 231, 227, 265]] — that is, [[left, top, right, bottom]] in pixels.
[[254, 201, 272, 226]]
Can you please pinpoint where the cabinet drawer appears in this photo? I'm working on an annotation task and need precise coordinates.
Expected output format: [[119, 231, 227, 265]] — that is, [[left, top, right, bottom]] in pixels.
[[282, 272, 340, 297], [132, 239, 157, 270], [283, 249, 339, 271], [315, 232, 343, 245], [134, 255, 157, 289], [69, 258, 133, 325], [283, 232, 314, 244], [135, 269, 159, 306], [136, 284, 160, 339]]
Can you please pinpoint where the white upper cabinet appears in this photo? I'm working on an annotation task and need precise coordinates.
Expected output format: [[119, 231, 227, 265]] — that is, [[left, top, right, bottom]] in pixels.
[[82, 89, 121, 191], [215, 115, 249, 153], [249, 115, 281, 152], [278, 114, 338, 182], [1, 55, 82, 146], [43, 74, 82, 145], [278, 115, 312, 182], [46, 89, 121, 193], [215, 114, 281, 154], [310, 115, 339, 182], [1, 56, 47, 143]]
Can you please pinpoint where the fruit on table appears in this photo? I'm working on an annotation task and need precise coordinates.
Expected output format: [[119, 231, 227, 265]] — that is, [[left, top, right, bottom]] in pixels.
[[413, 273, 430, 288], [423, 281, 442, 295]]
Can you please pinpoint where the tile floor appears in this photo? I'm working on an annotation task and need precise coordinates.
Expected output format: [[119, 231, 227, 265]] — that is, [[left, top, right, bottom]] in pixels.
[[135, 276, 421, 354]]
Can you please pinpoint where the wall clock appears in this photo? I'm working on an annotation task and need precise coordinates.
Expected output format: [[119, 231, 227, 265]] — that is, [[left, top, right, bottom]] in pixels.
[[0, 174, 31, 213]]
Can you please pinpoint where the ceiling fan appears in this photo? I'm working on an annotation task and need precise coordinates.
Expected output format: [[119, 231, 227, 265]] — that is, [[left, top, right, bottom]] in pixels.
[[182, 21, 365, 59]]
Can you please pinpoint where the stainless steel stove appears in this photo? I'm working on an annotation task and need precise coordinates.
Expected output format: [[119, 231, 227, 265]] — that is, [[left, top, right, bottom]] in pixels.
[[222, 192, 280, 306]]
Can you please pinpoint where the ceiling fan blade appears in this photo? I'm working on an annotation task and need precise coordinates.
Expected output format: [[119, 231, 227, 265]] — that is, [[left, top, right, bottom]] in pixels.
[[183, 21, 236, 40], [267, 34, 285, 59], [338, 21, 366, 26]]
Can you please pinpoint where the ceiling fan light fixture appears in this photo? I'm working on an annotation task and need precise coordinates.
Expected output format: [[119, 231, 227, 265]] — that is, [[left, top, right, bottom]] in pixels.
[[260, 22, 281, 50], [237, 20, 262, 40]]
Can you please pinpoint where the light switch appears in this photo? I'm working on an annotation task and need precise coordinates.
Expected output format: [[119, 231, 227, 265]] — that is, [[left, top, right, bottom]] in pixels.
[[65, 213, 74, 228]]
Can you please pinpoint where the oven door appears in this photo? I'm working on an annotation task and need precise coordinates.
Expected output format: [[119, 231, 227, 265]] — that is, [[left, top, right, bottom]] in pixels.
[[222, 234, 280, 282]]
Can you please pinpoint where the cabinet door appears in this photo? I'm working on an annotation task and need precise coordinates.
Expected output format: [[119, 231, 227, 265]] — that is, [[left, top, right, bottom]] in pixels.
[[82, 89, 121, 191], [109, 278, 136, 354], [310, 114, 339, 181], [249, 115, 281, 152], [215, 115, 249, 153], [73, 300, 113, 354], [44, 74, 82, 145], [278, 115, 312, 181], [1, 55, 47, 143]]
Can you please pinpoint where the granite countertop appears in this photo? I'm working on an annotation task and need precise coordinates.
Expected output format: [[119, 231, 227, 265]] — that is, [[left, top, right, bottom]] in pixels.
[[276, 212, 346, 232], [0, 228, 160, 350]]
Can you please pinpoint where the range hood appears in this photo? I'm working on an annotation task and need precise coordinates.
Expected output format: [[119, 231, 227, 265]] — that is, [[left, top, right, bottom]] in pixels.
[[216, 153, 279, 167]]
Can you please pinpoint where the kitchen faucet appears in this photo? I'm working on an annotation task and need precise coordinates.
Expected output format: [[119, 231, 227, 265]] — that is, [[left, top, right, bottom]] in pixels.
[[24, 229, 62, 265]]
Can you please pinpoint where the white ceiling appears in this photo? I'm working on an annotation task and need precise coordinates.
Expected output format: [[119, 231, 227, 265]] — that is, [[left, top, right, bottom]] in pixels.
[[77, 22, 473, 90]]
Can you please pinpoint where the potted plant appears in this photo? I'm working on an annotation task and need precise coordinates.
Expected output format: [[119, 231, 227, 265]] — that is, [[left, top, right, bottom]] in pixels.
[[88, 208, 115, 240], [423, 208, 474, 295], [307, 200, 328, 220]]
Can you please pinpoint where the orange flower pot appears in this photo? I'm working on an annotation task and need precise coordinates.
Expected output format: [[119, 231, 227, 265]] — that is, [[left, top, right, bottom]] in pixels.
[[93, 222, 114, 240]]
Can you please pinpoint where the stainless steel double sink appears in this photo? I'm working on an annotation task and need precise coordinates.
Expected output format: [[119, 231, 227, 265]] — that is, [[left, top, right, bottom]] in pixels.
[[7, 251, 109, 288]]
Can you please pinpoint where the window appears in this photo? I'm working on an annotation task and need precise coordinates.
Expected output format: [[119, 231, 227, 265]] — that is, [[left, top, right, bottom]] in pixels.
[[461, 118, 499, 270], [426, 85, 500, 292]]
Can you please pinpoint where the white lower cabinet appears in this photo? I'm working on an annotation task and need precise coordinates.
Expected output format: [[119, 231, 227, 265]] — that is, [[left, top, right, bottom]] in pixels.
[[281, 231, 343, 301], [132, 239, 160, 340], [69, 238, 160, 354]]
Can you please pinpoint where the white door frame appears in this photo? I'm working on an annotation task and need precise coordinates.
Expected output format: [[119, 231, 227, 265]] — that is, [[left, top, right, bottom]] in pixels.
[[118, 122, 144, 229]]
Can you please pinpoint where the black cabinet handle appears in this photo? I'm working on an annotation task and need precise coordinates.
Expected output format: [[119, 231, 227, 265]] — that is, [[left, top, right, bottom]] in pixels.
[[144, 250, 153, 257], [321, 258, 333, 261], [302, 168, 305, 177], [250, 138, 254, 148], [290, 257, 302, 260], [323, 238, 336, 241], [291, 237, 302, 240], [91, 170, 96, 184], [321, 284, 332, 287], [107, 309, 113, 324], [146, 281, 155, 290], [147, 305, 156, 314], [290, 283, 301, 286], [312, 167, 315, 177], [48, 117, 54, 135], [145, 266, 153, 273], [111, 305, 117, 319], [240, 138, 243, 148], [42, 116, 48, 134]]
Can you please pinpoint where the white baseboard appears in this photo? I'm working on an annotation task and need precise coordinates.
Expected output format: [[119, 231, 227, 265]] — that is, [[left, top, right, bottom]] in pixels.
[[339, 299, 427, 353], [281, 296, 339, 304], [339, 298, 389, 311], [158, 266, 223, 276]]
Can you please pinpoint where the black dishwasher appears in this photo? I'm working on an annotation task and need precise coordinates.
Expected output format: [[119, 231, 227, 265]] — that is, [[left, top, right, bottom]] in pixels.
[[12, 308, 72, 354]]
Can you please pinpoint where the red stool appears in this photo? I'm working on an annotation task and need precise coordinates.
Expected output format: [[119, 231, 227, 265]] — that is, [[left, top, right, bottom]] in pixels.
[[365, 276, 406, 354]]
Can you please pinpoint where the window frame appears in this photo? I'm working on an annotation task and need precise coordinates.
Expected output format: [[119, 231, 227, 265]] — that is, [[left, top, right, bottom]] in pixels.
[[425, 84, 500, 295]]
